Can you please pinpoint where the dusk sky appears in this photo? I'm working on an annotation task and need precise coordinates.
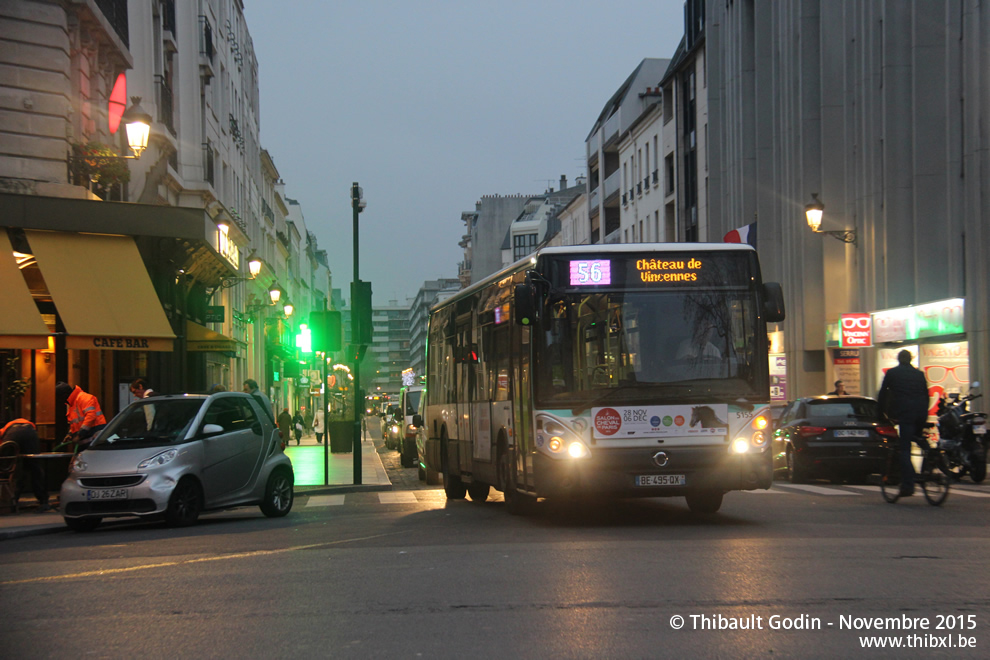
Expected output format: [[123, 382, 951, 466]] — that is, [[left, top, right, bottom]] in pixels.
[[246, 1, 685, 304]]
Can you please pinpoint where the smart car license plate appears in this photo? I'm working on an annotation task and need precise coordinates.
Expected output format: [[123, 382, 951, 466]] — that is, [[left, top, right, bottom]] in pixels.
[[636, 474, 686, 486], [834, 430, 869, 437], [85, 488, 128, 500]]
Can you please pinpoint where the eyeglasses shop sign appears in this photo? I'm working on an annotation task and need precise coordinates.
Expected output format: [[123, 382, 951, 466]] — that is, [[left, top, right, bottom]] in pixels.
[[840, 313, 872, 347]]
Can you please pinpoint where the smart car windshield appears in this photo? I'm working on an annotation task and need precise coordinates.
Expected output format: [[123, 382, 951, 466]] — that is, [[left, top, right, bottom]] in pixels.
[[90, 399, 205, 449]]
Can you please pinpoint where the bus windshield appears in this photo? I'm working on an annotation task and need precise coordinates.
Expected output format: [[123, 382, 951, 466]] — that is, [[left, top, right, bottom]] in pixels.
[[535, 289, 763, 408]]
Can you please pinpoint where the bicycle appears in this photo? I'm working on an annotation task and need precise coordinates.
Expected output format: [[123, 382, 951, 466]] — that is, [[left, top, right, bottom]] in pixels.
[[880, 424, 950, 506]]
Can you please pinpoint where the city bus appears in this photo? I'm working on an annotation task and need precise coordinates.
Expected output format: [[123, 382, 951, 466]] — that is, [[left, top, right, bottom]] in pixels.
[[419, 243, 785, 514]]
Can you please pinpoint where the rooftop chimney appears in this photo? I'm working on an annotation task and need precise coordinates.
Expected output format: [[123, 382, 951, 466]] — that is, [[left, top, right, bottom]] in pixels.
[[560, 175, 567, 190]]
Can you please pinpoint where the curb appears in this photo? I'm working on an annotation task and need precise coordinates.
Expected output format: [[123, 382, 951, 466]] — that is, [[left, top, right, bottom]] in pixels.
[[0, 483, 392, 541]]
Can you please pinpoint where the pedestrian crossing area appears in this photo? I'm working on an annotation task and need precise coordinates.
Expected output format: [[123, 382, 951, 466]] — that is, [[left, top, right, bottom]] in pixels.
[[300, 483, 990, 506]]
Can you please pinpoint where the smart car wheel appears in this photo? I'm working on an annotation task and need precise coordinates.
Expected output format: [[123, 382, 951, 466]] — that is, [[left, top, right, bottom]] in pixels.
[[64, 516, 101, 532], [261, 467, 294, 517], [165, 477, 203, 527]]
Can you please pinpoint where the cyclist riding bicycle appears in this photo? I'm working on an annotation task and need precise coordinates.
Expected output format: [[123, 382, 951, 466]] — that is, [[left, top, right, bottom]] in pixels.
[[877, 349, 930, 497]]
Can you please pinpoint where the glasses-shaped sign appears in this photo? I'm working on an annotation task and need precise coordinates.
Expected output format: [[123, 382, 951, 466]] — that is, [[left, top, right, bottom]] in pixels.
[[924, 364, 969, 384], [840, 313, 872, 347]]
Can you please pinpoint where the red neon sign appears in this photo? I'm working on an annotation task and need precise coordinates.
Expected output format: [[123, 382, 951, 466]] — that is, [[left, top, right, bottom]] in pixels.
[[840, 313, 873, 348]]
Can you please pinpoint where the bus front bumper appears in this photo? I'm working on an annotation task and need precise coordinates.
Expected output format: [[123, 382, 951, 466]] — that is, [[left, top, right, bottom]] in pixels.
[[531, 445, 772, 499]]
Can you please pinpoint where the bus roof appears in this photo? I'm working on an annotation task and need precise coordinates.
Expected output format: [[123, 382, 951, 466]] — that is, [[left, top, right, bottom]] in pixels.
[[433, 242, 758, 313]]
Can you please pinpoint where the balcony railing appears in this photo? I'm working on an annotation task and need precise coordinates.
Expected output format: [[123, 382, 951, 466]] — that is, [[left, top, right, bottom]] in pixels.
[[653, 169, 659, 185], [203, 142, 214, 185], [162, 0, 176, 35], [200, 16, 214, 60], [603, 169, 621, 200], [95, 0, 129, 48], [156, 75, 175, 135]]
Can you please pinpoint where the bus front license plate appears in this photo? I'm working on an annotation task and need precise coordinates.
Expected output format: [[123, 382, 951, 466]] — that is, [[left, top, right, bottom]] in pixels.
[[636, 474, 686, 487]]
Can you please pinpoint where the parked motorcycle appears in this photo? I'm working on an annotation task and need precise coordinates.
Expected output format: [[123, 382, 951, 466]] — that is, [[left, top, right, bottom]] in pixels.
[[936, 383, 987, 483]]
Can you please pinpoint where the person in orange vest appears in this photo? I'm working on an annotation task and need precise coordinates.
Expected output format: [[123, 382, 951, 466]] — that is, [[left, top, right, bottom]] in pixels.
[[55, 382, 107, 450], [0, 418, 51, 512]]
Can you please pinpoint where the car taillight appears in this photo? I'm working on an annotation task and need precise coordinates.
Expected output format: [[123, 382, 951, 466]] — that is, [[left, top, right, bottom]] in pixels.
[[798, 425, 827, 438], [876, 425, 899, 438]]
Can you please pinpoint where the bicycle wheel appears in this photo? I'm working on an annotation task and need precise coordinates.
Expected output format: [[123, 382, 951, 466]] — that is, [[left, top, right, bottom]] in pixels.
[[920, 450, 950, 506], [880, 447, 902, 504]]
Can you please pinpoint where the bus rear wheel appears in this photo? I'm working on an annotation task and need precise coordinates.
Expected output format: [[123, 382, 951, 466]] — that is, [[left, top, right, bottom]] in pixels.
[[685, 489, 724, 514]]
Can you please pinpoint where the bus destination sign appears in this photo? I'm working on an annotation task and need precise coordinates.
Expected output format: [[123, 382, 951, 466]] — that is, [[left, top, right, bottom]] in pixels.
[[635, 257, 703, 283]]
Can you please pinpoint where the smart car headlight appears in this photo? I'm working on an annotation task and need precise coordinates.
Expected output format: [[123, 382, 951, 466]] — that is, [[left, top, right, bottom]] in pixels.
[[70, 456, 87, 473], [138, 449, 178, 469]]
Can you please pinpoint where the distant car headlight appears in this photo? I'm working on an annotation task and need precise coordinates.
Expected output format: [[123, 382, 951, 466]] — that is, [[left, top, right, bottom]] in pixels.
[[390, 425, 400, 434], [138, 449, 178, 469]]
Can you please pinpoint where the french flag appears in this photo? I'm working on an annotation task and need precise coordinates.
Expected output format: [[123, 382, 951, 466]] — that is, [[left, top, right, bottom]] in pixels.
[[723, 222, 757, 247]]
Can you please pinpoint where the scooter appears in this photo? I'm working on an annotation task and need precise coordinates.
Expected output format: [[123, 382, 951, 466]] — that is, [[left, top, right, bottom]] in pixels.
[[937, 383, 987, 483]]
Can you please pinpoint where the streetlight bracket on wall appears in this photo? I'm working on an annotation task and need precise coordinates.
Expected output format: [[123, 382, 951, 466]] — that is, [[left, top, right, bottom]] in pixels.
[[805, 193, 857, 246]]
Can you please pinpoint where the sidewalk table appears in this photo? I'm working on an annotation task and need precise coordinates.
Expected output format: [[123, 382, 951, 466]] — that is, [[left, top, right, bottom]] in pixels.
[[21, 453, 74, 491]]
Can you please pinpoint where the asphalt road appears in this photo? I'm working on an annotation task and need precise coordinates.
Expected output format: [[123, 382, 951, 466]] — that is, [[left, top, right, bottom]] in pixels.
[[2, 430, 989, 659]]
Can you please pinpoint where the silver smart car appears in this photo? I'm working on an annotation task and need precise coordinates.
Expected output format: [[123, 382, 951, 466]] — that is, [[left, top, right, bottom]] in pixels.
[[60, 392, 293, 532]]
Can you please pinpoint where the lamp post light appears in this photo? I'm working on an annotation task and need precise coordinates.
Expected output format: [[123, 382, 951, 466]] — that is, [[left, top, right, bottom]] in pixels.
[[121, 97, 153, 158], [351, 181, 366, 484], [282, 301, 294, 317], [268, 286, 282, 305], [805, 193, 857, 245]]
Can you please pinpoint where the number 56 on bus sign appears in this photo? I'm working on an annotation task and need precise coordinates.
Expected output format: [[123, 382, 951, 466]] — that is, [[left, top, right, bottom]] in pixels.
[[570, 259, 611, 286]]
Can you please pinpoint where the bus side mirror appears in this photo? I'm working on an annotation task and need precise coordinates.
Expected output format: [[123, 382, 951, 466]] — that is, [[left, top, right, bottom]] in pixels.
[[762, 282, 785, 323], [515, 283, 537, 326]]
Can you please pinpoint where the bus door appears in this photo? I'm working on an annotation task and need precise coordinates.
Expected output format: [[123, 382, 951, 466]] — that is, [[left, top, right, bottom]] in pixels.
[[512, 315, 535, 489], [455, 313, 474, 474]]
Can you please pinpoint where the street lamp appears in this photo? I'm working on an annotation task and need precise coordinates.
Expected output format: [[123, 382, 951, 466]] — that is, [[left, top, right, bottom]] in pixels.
[[121, 97, 152, 158], [282, 301, 294, 317], [269, 286, 282, 305], [351, 181, 366, 484], [805, 193, 856, 245], [248, 255, 263, 278]]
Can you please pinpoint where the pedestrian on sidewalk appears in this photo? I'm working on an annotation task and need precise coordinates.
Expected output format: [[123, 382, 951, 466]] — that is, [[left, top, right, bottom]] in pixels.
[[313, 407, 325, 444], [303, 406, 313, 438], [277, 407, 292, 450], [293, 409, 304, 445], [129, 378, 155, 399], [243, 379, 274, 424]]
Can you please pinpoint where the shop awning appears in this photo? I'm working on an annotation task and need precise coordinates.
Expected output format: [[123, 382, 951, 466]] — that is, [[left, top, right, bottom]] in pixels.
[[0, 232, 50, 349], [186, 321, 237, 353], [26, 230, 175, 351]]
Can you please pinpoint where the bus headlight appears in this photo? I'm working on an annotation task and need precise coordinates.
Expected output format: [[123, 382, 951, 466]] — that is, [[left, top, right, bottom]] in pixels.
[[567, 441, 589, 458], [539, 415, 590, 459], [731, 438, 750, 454]]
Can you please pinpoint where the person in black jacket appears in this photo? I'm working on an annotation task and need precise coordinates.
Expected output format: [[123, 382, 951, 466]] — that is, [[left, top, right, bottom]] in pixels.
[[877, 350, 931, 496]]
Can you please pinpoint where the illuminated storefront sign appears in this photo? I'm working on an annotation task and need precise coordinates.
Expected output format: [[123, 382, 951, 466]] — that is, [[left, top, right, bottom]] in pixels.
[[872, 298, 964, 343], [840, 313, 872, 347]]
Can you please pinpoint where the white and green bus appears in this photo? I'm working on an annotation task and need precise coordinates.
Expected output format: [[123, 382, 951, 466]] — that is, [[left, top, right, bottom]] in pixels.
[[419, 243, 785, 514]]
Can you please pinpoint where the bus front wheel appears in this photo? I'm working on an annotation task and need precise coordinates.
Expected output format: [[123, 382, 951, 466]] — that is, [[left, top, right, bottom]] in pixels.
[[499, 449, 535, 515], [442, 436, 467, 500], [685, 489, 724, 514]]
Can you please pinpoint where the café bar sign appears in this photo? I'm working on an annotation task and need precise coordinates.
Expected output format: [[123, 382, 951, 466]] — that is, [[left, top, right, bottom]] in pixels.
[[872, 298, 965, 343]]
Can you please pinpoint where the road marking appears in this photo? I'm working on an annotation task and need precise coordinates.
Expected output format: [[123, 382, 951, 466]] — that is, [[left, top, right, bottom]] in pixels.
[[379, 492, 418, 504], [306, 495, 345, 507], [740, 487, 791, 494], [0, 532, 401, 587], [775, 484, 859, 496]]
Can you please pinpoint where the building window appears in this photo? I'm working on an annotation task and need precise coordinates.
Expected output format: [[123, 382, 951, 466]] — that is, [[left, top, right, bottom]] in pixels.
[[513, 233, 537, 261]]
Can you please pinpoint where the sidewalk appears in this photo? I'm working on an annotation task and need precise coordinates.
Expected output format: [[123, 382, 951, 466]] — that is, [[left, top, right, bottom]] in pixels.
[[0, 435, 391, 541]]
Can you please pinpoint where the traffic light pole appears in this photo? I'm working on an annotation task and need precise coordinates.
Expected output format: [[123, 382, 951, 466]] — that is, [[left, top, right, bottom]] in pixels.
[[351, 182, 363, 484]]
